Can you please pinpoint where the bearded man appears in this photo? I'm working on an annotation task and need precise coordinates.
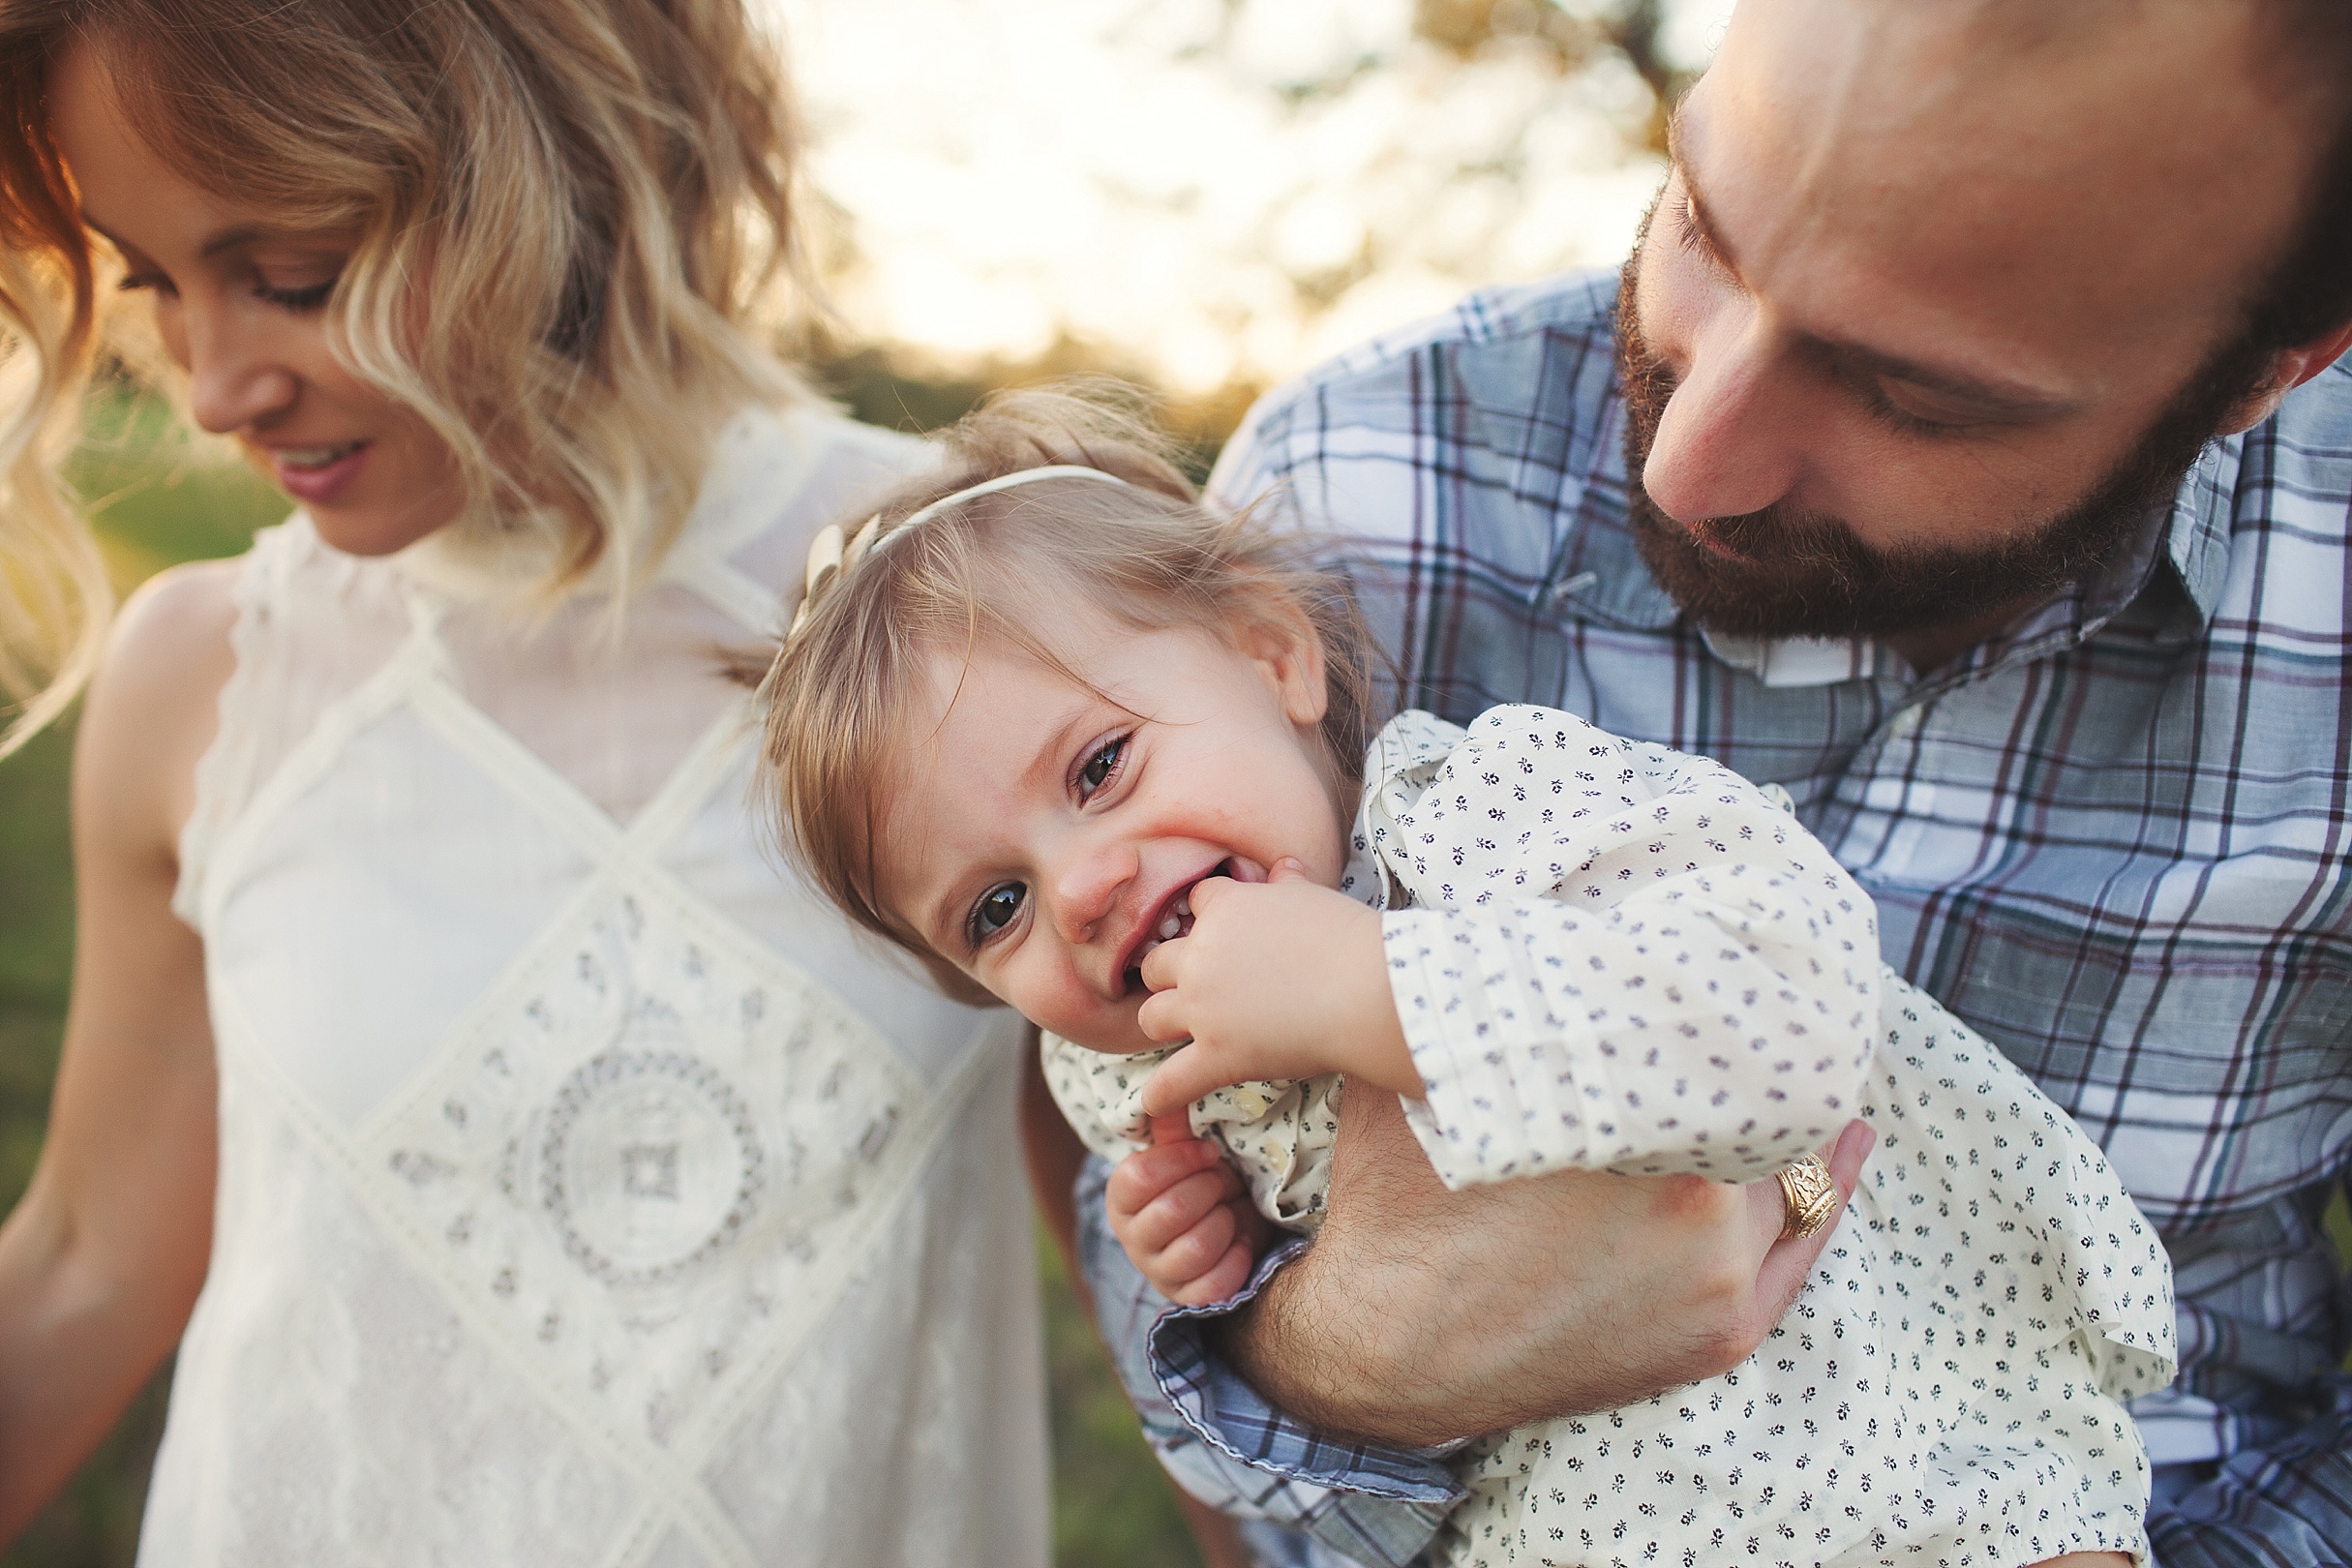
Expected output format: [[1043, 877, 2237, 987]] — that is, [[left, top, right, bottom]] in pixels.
[[1029, 0, 2352, 1563]]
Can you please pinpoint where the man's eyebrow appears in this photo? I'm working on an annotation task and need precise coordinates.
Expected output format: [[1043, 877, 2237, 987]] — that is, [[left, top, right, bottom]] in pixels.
[[1663, 105, 1743, 283], [1664, 104, 2071, 421], [1815, 337, 2076, 418]]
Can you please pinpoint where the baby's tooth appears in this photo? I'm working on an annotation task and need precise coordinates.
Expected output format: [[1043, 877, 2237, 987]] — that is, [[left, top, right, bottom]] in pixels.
[[1160, 915, 1180, 939]]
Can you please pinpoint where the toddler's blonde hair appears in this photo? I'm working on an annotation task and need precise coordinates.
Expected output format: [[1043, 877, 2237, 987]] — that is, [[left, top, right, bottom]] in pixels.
[[760, 387, 1374, 1005], [0, 0, 810, 758]]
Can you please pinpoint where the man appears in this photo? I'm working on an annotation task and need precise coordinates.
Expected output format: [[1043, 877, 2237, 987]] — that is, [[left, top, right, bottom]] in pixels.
[[1033, 0, 2352, 1562]]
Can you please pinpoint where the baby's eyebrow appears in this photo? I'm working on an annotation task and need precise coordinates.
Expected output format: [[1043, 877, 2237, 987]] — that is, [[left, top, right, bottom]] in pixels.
[[910, 692, 1102, 952]]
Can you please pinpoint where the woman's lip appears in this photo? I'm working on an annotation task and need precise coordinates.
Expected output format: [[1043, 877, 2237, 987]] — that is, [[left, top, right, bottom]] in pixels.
[[269, 441, 370, 505]]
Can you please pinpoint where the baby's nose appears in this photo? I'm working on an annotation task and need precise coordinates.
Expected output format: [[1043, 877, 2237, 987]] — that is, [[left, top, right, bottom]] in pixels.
[[1046, 843, 1134, 945]]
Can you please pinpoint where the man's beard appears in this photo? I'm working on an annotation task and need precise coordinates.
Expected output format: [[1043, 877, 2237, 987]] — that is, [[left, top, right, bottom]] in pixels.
[[1613, 254, 2252, 643]]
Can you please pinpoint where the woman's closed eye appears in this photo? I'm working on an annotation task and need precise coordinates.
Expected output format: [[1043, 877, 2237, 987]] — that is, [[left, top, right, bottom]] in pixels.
[[966, 881, 1027, 950], [250, 274, 338, 312], [110, 258, 340, 314]]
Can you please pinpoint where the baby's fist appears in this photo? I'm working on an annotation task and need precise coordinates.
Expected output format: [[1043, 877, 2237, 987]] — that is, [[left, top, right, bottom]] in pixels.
[[1104, 1116, 1268, 1306]]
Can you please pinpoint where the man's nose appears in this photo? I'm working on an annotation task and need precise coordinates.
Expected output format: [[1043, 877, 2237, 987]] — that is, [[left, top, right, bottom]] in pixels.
[[1640, 315, 1804, 525], [1045, 838, 1137, 948], [183, 311, 300, 437]]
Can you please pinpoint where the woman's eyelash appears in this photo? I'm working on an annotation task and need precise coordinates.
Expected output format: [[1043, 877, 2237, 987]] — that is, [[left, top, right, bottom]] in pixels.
[[110, 273, 338, 313], [252, 277, 338, 312]]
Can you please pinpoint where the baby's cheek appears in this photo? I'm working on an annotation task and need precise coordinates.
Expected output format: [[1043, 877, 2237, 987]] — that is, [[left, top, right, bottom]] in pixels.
[[1009, 964, 1143, 1055]]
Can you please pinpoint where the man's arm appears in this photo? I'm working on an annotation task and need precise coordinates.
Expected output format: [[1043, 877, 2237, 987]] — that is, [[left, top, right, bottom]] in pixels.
[[2145, 1389, 2352, 1568], [1208, 1086, 1870, 1446]]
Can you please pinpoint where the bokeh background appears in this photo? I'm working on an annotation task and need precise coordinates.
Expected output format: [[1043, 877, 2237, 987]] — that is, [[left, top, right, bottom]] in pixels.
[[0, 2, 1735, 1561]]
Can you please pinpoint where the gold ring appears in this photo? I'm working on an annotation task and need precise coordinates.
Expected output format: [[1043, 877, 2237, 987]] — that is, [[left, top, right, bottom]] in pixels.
[[1775, 1152, 1840, 1242]]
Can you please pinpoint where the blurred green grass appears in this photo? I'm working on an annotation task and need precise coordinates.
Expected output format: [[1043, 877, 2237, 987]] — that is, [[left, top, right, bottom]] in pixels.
[[0, 377, 1205, 1567]]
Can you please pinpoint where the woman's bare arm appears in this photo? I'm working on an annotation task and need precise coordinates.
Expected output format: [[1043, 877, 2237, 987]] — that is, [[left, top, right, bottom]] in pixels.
[[0, 563, 234, 1540]]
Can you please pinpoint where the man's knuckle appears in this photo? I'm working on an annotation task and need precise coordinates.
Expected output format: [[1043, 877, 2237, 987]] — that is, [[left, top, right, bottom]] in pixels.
[[1653, 1172, 1731, 1225], [1688, 1314, 1765, 1379]]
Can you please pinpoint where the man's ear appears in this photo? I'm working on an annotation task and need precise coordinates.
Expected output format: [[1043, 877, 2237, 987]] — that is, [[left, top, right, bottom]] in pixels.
[[2218, 317, 2352, 435], [1235, 604, 1329, 729]]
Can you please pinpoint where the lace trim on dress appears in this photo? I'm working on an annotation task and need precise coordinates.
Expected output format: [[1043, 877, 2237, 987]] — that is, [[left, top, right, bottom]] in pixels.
[[171, 520, 300, 930]]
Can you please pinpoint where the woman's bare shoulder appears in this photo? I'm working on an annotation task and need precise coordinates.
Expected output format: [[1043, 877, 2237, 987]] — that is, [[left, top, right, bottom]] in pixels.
[[77, 557, 244, 850], [100, 558, 241, 716]]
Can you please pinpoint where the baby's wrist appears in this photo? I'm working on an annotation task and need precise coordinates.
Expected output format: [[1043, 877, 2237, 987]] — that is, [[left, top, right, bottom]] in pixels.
[[1335, 913, 1421, 1096]]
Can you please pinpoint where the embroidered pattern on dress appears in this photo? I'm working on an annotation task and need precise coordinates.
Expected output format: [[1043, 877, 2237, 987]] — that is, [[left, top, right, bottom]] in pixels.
[[374, 881, 916, 1452]]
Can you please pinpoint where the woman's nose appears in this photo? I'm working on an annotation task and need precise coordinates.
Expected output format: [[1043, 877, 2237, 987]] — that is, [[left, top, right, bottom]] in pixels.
[[1045, 839, 1137, 947], [1639, 315, 1805, 526], [181, 310, 300, 437]]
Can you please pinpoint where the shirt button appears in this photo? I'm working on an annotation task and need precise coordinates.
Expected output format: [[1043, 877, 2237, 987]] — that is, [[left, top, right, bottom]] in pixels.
[[1887, 707, 1923, 740]]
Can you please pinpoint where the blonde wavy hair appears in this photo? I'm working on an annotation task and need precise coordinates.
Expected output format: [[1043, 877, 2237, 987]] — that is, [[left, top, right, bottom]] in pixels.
[[760, 388, 1376, 1005], [0, 0, 812, 759]]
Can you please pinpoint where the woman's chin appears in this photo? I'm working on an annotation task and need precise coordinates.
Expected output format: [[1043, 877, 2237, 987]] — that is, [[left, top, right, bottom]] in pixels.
[[300, 491, 462, 558]]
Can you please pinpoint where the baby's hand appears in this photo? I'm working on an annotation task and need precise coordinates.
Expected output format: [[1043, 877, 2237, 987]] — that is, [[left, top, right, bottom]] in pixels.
[[1106, 1116, 1270, 1306], [1136, 859, 1421, 1117]]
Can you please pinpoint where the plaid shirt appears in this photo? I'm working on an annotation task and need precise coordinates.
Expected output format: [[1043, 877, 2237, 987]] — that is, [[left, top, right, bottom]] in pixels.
[[1092, 270, 2352, 1567]]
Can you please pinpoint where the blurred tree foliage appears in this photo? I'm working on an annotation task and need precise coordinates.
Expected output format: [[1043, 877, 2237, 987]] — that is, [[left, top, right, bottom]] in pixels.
[[1413, 0, 1693, 151]]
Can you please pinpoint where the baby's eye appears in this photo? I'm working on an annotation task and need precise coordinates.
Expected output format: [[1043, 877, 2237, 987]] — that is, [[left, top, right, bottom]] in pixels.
[[1078, 735, 1128, 799], [969, 882, 1027, 947]]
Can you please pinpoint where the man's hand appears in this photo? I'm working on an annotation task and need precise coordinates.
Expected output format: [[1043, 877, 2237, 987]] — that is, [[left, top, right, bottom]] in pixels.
[[1105, 1116, 1273, 1307], [1213, 1086, 1874, 1446], [1137, 860, 1420, 1112]]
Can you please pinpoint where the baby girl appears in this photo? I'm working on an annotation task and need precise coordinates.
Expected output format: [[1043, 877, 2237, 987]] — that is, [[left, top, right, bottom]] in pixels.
[[759, 392, 2177, 1568]]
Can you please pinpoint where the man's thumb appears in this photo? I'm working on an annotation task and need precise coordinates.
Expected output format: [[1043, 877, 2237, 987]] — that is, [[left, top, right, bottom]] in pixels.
[[1268, 857, 1312, 883]]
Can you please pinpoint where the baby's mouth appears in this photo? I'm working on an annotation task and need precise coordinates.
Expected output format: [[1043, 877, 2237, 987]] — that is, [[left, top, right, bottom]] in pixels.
[[1124, 860, 1229, 993]]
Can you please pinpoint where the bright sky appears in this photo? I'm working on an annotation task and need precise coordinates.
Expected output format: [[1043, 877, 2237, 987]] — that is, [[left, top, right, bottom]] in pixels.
[[769, 0, 1734, 390]]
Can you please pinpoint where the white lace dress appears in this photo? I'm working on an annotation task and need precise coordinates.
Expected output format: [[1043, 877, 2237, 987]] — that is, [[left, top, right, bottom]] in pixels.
[[142, 407, 1049, 1568]]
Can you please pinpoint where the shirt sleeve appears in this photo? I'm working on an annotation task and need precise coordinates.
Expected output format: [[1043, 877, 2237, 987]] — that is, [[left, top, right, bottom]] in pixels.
[[2147, 1377, 2352, 1567], [1072, 1155, 1462, 1566], [1376, 706, 1881, 1187]]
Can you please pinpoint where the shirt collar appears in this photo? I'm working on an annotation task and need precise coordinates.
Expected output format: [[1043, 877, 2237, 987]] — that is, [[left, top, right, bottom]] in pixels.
[[2161, 430, 2242, 627]]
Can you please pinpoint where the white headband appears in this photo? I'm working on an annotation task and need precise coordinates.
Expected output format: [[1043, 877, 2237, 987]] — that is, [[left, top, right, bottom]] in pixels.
[[783, 464, 1135, 645]]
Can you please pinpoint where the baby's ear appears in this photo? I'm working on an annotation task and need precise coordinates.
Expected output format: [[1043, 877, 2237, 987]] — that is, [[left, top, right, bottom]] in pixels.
[[1232, 597, 1329, 728]]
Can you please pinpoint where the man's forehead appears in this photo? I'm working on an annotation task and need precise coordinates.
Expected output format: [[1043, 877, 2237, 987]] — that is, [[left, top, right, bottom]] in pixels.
[[1685, 0, 2316, 372]]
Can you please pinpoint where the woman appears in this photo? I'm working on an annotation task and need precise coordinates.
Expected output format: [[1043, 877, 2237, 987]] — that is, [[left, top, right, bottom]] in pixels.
[[0, 3, 1049, 1560]]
